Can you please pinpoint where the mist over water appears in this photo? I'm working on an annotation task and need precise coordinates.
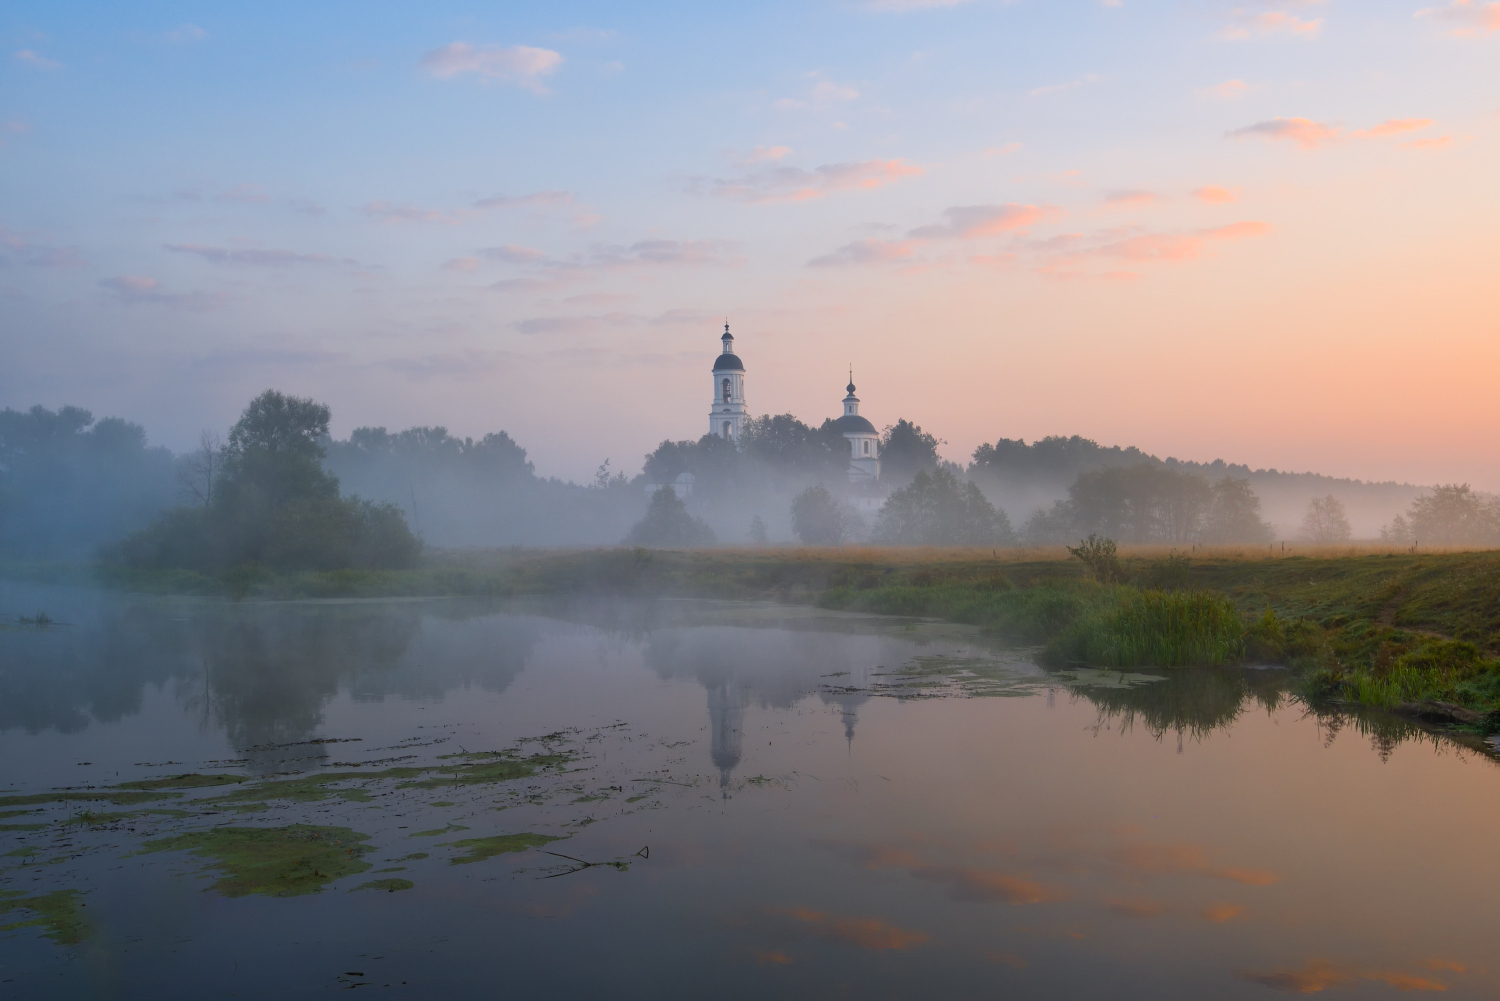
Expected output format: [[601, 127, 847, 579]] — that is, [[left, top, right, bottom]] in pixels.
[[3, 584, 1497, 998]]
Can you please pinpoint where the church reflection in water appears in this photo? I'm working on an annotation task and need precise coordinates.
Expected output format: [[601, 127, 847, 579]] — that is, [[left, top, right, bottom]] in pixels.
[[641, 623, 908, 790]]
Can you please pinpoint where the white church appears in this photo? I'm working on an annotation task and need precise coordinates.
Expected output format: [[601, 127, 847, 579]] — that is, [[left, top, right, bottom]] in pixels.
[[710, 322, 880, 483]]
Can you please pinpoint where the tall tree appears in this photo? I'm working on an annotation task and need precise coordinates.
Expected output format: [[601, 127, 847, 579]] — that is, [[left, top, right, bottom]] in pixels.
[[873, 468, 1015, 545], [1301, 495, 1352, 544], [879, 419, 943, 484], [1203, 477, 1274, 544]]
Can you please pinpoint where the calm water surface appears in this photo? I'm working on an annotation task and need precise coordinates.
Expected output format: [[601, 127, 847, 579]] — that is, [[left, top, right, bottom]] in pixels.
[[1, 582, 1497, 999]]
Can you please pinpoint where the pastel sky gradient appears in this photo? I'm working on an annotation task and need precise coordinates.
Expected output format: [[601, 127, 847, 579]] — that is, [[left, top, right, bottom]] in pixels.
[[3, 0, 1498, 485]]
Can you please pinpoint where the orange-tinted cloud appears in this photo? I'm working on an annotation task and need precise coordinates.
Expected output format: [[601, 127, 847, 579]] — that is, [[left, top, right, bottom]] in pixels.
[[1229, 117, 1340, 149], [909, 203, 1058, 239], [1194, 186, 1239, 203], [1416, 0, 1500, 35], [774, 907, 930, 951], [1238, 959, 1450, 993], [1201, 903, 1246, 923], [1354, 118, 1434, 138], [832, 842, 1068, 903], [1207, 79, 1249, 98], [694, 158, 923, 203], [1109, 842, 1281, 885], [754, 950, 793, 965], [1104, 190, 1155, 208], [1223, 10, 1324, 40], [1106, 897, 1166, 917], [1404, 136, 1453, 149]]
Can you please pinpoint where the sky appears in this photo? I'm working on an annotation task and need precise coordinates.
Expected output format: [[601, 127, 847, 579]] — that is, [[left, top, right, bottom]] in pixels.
[[2, 0, 1498, 486]]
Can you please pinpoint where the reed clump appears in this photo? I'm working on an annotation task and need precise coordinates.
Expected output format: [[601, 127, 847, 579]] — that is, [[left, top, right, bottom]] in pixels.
[[1043, 590, 1245, 668]]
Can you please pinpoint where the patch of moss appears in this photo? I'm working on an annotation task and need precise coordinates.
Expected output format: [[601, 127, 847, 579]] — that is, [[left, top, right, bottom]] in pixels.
[[409, 824, 468, 838], [0, 889, 90, 944], [389, 852, 428, 862], [138, 824, 373, 898], [429, 801, 455, 807], [0, 823, 47, 832], [571, 794, 608, 803], [352, 878, 413, 892], [5, 847, 39, 858], [0, 809, 37, 820], [372, 866, 407, 873], [440, 833, 564, 865], [113, 773, 245, 791]]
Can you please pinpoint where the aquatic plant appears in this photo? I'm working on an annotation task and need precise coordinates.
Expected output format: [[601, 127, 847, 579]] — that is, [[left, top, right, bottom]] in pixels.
[[441, 833, 564, 865], [0, 889, 90, 944], [1045, 590, 1246, 668], [139, 824, 373, 897]]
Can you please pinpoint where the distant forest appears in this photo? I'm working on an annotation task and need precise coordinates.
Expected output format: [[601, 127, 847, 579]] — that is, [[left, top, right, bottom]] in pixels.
[[0, 398, 1474, 560]]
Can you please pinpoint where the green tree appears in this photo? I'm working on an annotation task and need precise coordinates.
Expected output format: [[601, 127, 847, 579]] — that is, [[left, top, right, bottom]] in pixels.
[[626, 489, 716, 547], [1069, 464, 1211, 543], [114, 391, 420, 572], [1301, 494, 1352, 544], [873, 468, 1016, 545], [879, 419, 943, 484], [1407, 484, 1499, 545], [790, 485, 857, 545], [1203, 477, 1274, 544]]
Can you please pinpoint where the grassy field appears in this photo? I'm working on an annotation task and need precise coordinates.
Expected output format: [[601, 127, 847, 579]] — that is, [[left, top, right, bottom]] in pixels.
[[7, 543, 1499, 728]]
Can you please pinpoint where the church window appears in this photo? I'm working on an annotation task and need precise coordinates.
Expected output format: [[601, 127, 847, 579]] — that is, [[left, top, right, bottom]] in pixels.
[[723, 421, 731, 439], [722, 378, 731, 402], [863, 440, 870, 455]]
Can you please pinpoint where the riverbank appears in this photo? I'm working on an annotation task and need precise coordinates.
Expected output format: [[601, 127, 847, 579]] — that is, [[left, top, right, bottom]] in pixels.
[[6, 544, 1498, 728]]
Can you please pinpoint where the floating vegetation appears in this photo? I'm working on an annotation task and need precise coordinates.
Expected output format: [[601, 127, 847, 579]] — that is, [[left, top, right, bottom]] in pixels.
[[0, 789, 184, 808], [0, 809, 38, 820], [139, 824, 373, 898], [400, 752, 571, 790], [0, 889, 89, 944], [352, 878, 413, 893], [441, 833, 564, 866], [389, 852, 428, 862], [0, 823, 47, 832], [409, 824, 469, 838], [114, 773, 245, 791]]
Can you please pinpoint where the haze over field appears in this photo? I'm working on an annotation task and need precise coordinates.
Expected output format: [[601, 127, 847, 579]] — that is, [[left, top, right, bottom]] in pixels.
[[2, 1, 1498, 489]]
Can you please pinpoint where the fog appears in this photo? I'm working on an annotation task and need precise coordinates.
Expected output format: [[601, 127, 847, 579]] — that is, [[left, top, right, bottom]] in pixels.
[[0, 396, 1476, 562]]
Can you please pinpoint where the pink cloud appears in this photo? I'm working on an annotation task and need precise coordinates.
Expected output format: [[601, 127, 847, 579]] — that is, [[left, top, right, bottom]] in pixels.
[[808, 238, 922, 267], [775, 79, 860, 110], [1206, 79, 1250, 99], [1223, 8, 1324, 39], [1103, 190, 1155, 208], [363, 200, 468, 225], [14, 49, 61, 70], [909, 203, 1058, 239], [420, 42, 562, 93], [1404, 135, 1454, 149], [100, 275, 226, 309], [1194, 186, 1239, 203], [442, 257, 479, 272], [1228, 117, 1340, 149], [1353, 118, 1433, 138], [1417, 0, 1500, 34], [743, 145, 793, 162], [693, 159, 922, 203]]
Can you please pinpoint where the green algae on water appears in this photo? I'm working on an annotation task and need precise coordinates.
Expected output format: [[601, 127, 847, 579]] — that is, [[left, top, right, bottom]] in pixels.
[[440, 833, 563, 865], [429, 801, 455, 807], [0, 889, 90, 944], [114, 773, 245, 791], [401, 753, 571, 791], [0, 789, 183, 808], [139, 824, 373, 897], [0, 809, 37, 820], [352, 878, 413, 892], [0, 823, 47, 831], [389, 852, 428, 862], [409, 824, 468, 838], [372, 866, 407, 873]]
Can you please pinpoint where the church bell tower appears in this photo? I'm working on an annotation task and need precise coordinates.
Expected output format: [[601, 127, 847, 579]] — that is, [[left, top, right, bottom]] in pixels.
[[709, 322, 747, 442]]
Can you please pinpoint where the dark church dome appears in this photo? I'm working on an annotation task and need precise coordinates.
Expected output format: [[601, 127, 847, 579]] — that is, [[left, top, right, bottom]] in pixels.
[[832, 413, 876, 434], [712, 352, 744, 372]]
